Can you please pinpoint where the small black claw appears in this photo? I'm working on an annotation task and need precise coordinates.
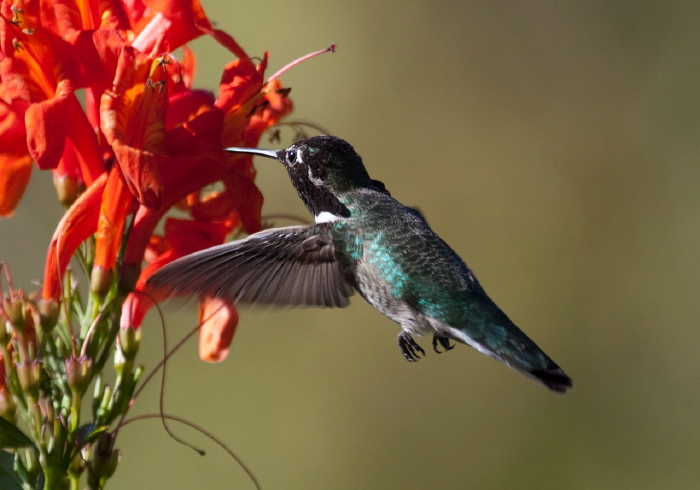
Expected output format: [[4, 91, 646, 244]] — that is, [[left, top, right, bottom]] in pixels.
[[398, 332, 426, 362], [432, 334, 455, 354]]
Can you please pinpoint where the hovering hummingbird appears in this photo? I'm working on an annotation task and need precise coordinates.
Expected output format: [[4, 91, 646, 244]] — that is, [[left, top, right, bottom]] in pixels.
[[146, 136, 572, 393]]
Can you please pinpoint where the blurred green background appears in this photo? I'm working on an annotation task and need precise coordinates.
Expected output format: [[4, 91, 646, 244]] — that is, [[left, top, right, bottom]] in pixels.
[[2, 1, 700, 488]]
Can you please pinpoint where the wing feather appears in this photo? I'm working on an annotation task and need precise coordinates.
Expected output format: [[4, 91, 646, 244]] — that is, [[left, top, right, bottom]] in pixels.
[[146, 224, 353, 308]]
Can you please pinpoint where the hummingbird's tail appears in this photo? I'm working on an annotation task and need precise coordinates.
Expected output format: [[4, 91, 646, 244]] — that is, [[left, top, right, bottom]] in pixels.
[[439, 294, 573, 393], [523, 361, 572, 394], [448, 324, 573, 393]]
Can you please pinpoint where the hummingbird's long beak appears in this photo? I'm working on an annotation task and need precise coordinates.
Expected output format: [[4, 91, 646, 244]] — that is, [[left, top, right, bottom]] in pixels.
[[224, 147, 283, 162]]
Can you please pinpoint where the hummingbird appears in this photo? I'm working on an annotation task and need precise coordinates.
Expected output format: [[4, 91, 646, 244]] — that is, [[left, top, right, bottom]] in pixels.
[[146, 135, 573, 393]]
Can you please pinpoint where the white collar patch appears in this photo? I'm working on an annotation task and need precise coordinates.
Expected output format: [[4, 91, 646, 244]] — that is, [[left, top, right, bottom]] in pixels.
[[315, 212, 341, 224]]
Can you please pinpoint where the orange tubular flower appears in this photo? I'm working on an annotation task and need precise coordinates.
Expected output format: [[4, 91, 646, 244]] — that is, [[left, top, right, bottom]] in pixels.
[[2, 0, 333, 364], [43, 173, 107, 303], [92, 164, 132, 295], [118, 50, 294, 360], [91, 47, 173, 293]]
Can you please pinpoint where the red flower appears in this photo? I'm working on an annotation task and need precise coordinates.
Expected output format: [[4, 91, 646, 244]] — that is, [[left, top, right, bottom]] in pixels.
[[0, 3, 104, 186], [3, 0, 332, 361]]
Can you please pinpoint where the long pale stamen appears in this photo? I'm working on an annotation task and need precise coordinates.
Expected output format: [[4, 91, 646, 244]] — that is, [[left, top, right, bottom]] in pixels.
[[267, 44, 336, 83]]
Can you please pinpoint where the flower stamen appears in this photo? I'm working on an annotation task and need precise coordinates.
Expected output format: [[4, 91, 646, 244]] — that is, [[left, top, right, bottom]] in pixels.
[[266, 43, 336, 83]]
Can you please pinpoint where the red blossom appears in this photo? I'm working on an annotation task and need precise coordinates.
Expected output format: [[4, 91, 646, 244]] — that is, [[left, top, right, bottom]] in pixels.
[[0, 3, 104, 187], [1, 0, 333, 362]]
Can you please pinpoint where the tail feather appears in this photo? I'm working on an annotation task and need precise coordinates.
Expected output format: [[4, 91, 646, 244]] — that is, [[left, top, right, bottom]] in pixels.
[[526, 362, 573, 394], [442, 322, 573, 394]]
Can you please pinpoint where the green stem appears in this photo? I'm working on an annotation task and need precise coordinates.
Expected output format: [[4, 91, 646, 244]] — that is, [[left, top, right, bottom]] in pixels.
[[70, 395, 81, 433], [93, 297, 125, 376]]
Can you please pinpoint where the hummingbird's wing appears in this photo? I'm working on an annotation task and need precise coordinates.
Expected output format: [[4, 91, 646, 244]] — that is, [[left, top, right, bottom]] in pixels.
[[146, 224, 354, 308]]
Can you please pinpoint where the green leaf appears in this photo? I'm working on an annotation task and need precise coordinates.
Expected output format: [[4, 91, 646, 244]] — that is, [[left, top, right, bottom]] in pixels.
[[0, 450, 23, 490], [0, 418, 33, 449]]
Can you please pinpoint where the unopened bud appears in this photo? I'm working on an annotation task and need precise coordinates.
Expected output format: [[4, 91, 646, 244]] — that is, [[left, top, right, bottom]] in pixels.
[[53, 174, 79, 207], [3, 295, 25, 330], [39, 299, 60, 333], [16, 360, 41, 399], [68, 447, 86, 478], [65, 356, 93, 397], [91, 433, 119, 480], [0, 316, 9, 343], [90, 266, 113, 297], [118, 327, 141, 361], [113, 345, 128, 377], [42, 395, 54, 426], [94, 385, 113, 423], [0, 387, 16, 419]]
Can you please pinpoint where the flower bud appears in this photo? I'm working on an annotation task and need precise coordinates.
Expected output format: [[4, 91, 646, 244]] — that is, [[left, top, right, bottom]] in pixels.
[[95, 385, 113, 423], [65, 356, 93, 397], [39, 298, 59, 333], [53, 173, 79, 207], [16, 360, 41, 399], [41, 394, 54, 426], [68, 448, 86, 478], [19, 306, 37, 354], [0, 315, 9, 343], [91, 433, 119, 481], [3, 295, 25, 330], [90, 266, 113, 297], [113, 345, 130, 377], [118, 327, 141, 361], [0, 387, 16, 419]]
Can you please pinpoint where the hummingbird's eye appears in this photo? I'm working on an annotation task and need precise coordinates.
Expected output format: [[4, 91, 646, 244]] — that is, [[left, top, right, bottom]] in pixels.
[[286, 149, 298, 165]]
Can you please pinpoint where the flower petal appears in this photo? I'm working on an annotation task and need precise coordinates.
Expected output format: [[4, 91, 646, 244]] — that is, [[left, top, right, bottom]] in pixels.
[[198, 296, 238, 362], [0, 153, 32, 216], [0, 95, 31, 216], [101, 46, 171, 207], [222, 172, 263, 234], [92, 164, 133, 294], [111, 140, 163, 208], [43, 173, 107, 302], [25, 95, 68, 170]]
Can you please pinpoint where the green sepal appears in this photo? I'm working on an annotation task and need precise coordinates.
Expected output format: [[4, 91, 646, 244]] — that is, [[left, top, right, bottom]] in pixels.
[[0, 418, 33, 449], [0, 450, 23, 490]]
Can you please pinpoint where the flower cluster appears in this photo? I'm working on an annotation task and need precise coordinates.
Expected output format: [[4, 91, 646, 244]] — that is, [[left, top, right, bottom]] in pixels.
[[0, 0, 323, 487]]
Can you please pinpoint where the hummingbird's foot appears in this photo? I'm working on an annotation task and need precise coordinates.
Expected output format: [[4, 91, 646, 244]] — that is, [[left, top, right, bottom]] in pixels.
[[432, 334, 455, 354], [398, 332, 425, 362]]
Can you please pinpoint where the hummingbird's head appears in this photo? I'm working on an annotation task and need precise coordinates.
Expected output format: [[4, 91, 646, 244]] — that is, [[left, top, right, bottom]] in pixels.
[[226, 135, 376, 220]]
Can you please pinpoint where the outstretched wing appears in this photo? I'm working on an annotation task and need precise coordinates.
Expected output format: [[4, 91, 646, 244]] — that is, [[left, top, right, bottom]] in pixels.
[[146, 224, 354, 308]]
